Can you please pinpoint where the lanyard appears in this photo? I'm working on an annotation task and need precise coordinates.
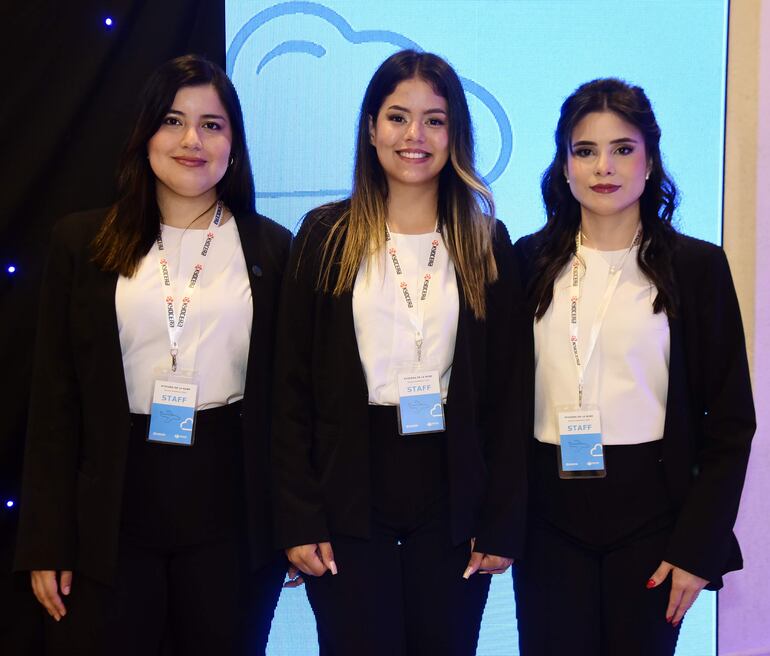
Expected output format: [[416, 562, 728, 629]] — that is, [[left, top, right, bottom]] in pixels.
[[156, 201, 224, 372], [385, 223, 441, 364], [569, 225, 642, 407]]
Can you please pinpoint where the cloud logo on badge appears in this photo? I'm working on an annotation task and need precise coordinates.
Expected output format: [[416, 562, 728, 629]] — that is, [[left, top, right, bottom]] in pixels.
[[430, 403, 443, 418], [180, 417, 193, 432], [227, 1, 512, 204], [590, 444, 603, 457]]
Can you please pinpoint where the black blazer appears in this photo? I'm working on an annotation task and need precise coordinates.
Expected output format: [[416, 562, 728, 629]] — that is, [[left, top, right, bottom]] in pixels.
[[14, 208, 291, 585], [512, 232, 755, 588], [271, 203, 529, 559]]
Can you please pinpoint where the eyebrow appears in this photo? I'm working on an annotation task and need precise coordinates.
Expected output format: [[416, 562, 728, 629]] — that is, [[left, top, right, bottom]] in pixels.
[[387, 104, 447, 115], [167, 109, 228, 121], [571, 137, 639, 147]]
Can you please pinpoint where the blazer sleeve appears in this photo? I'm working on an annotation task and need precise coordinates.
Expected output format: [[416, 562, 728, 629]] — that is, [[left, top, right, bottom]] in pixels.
[[271, 214, 331, 549], [664, 243, 755, 582], [473, 222, 530, 559], [15, 218, 83, 571]]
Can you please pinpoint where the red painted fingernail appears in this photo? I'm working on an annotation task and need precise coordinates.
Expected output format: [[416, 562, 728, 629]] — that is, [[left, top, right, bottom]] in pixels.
[[646, 579, 656, 589], [666, 616, 672, 623]]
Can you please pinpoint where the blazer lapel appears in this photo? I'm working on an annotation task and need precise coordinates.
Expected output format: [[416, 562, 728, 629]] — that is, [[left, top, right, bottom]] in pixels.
[[98, 269, 131, 418]]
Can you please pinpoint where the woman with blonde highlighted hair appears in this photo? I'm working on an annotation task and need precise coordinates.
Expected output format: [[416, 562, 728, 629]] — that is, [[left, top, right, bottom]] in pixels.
[[271, 49, 528, 655]]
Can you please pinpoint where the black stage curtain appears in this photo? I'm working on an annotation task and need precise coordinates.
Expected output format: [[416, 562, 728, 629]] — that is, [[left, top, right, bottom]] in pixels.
[[0, 1, 224, 651]]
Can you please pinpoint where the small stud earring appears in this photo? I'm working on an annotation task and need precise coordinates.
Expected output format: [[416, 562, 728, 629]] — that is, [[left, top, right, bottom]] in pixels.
[[645, 172, 650, 181], [565, 177, 570, 184]]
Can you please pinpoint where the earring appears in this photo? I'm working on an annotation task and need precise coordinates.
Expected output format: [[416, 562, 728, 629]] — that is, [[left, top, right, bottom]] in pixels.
[[565, 177, 570, 184], [229, 157, 234, 166], [645, 172, 650, 180]]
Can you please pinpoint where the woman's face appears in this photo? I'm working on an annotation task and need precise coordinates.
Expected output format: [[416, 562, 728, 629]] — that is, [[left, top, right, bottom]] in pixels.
[[564, 110, 650, 224], [147, 84, 233, 204], [369, 77, 450, 193]]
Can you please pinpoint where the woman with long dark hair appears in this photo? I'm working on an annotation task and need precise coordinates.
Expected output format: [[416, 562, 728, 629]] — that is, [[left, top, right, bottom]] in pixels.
[[512, 78, 754, 655], [271, 49, 527, 655], [15, 54, 290, 655]]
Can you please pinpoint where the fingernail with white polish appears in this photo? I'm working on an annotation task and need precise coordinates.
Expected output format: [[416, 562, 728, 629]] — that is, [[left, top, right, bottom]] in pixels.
[[330, 561, 338, 576], [463, 567, 472, 580]]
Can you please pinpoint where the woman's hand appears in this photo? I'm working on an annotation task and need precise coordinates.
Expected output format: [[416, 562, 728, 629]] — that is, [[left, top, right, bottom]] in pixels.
[[286, 542, 337, 578], [31, 570, 72, 621], [463, 539, 513, 578], [647, 560, 709, 626]]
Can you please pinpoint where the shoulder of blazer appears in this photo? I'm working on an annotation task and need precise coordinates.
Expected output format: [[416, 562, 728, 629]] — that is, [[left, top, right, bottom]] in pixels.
[[296, 200, 350, 245], [670, 232, 727, 277], [511, 231, 541, 283], [289, 200, 351, 278], [668, 233, 741, 308], [49, 207, 110, 258], [235, 211, 292, 270]]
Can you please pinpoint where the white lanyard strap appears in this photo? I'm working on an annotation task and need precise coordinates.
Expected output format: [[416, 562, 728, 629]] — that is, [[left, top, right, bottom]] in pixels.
[[385, 223, 440, 364], [157, 202, 224, 371], [569, 225, 642, 406]]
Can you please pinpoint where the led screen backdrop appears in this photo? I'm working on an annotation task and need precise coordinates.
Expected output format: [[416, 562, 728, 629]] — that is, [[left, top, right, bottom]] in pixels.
[[226, 2, 728, 654]]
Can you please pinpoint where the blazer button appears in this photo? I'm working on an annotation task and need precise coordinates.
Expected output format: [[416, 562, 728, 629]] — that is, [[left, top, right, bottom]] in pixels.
[[251, 264, 263, 277]]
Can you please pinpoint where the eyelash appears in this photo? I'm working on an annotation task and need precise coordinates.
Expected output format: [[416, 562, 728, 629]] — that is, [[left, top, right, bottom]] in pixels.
[[573, 145, 635, 157], [161, 117, 222, 131], [386, 114, 446, 127]]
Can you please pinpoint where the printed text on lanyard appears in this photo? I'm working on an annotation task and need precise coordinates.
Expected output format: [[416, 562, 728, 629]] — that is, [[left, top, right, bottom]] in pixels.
[[569, 225, 642, 407], [157, 201, 224, 372], [385, 223, 440, 364]]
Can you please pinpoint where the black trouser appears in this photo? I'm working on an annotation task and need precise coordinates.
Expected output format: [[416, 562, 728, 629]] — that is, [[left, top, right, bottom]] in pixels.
[[513, 440, 682, 656], [44, 402, 284, 656], [305, 406, 490, 656]]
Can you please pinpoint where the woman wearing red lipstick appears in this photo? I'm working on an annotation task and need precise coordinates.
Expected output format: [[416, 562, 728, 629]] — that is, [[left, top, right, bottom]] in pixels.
[[512, 78, 754, 655], [15, 55, 290, 655], [271, 50, 527, 655]]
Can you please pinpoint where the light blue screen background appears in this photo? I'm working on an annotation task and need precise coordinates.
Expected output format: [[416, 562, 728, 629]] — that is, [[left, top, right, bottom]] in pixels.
[[227, 2, 727, 653]]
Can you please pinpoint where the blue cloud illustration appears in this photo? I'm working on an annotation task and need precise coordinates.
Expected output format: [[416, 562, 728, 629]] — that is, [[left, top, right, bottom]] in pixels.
[[257, 40, 327, 75], [227, 1, 513, 199]]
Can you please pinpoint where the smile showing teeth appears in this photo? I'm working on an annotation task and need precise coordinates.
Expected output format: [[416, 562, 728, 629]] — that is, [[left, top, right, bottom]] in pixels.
[[398, 151, 429, 159]]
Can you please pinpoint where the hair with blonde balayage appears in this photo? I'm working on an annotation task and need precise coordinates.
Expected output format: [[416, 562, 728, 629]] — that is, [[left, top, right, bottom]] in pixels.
[[311, 50, 497, 319]]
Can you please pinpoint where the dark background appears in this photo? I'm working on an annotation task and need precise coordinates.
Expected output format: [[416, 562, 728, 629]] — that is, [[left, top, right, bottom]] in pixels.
[[0, 1, 224, 650]]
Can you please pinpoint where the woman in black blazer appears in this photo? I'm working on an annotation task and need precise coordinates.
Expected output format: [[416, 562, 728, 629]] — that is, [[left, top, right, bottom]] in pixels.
[[272, 50, 527, 655], [14, 55, 290, 655], [512, 78, 754, 655]]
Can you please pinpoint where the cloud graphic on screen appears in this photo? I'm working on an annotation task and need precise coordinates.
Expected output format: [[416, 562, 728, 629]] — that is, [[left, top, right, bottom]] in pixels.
[[227, 1, 513, 199], [257, 40, 327, 75]]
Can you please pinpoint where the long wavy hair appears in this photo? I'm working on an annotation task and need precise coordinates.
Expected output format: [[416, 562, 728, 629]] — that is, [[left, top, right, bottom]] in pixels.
[[532, 77, 679, 320], [92, 54, 255, 276], [310, 50, 497, 319]]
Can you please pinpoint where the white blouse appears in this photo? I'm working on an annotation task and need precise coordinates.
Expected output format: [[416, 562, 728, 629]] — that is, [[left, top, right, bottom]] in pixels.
[[534, 244, 670, 445], [352, 230, 459, 405], [115, 218, 253, 413]]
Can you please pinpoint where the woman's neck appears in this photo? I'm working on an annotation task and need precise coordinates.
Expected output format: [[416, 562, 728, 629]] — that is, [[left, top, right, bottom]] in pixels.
[[156, 185, 221, 229], [385, 183, 439, 234], [579, 209, 641, 250]]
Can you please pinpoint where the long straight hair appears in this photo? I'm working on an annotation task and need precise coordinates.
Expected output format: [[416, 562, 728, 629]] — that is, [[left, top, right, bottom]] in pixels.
[[533, 78, 679, 320], [91, 54, 255, 276], [312, 50, 497, 319]]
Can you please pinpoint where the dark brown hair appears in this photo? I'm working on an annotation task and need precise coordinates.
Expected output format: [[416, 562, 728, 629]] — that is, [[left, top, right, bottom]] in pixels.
[[533, 77, 679, 320], [92, 54, 255, 276]]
